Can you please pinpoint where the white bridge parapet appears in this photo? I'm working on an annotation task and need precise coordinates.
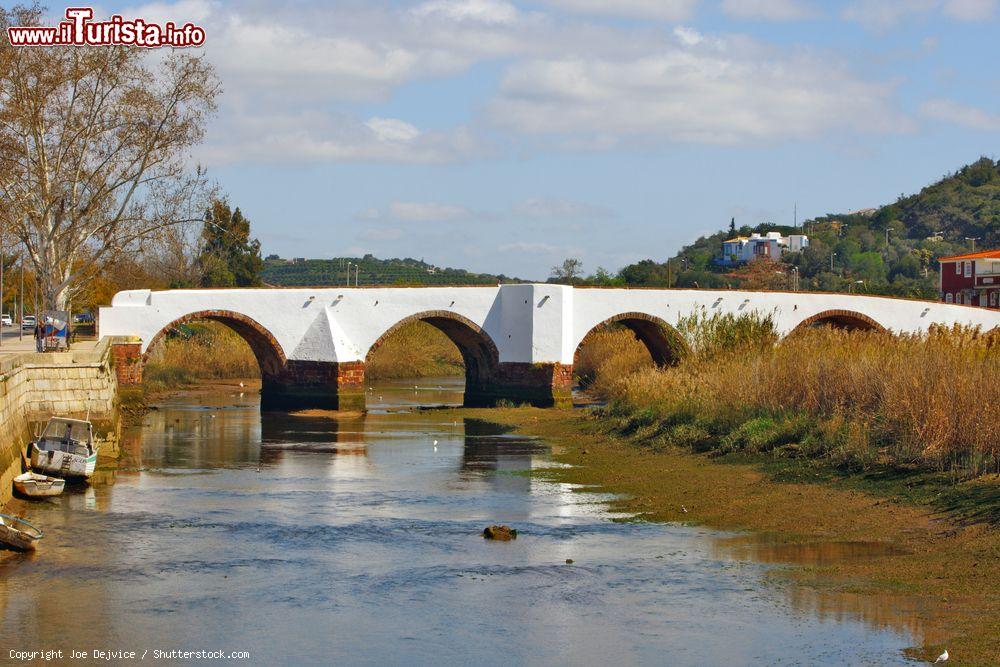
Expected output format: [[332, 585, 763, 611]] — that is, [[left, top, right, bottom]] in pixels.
[[99, 284, 1000, 364], [98, 285, 1000, 409]]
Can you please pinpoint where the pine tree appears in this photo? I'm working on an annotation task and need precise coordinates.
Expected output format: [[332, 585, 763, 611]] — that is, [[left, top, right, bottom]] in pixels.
[[729, 217, 736, 235], [198, 200, 264, 287]]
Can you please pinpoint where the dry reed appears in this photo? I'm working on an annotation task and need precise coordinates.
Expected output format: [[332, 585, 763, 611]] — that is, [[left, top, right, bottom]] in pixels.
[[597, 318, 1000, 476], [144, 319, 465, 388]]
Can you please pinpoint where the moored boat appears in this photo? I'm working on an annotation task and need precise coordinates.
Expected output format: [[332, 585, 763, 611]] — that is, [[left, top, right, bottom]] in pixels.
[[13, 471, 65, 498], [0, 514, 43, 551], [29, 417, 98, 480]]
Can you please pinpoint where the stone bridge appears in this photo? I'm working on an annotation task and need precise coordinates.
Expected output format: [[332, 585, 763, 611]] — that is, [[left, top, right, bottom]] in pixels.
[[98, 285, 1000, 410]]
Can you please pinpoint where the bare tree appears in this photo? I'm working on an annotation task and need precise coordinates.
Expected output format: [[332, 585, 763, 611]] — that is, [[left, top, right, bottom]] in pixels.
[[0, 5, 219, 310], [551, 258, 583, 283]]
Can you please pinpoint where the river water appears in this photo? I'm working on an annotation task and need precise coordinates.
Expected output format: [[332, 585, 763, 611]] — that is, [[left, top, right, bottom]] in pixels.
[[1, 378, 922, 665]]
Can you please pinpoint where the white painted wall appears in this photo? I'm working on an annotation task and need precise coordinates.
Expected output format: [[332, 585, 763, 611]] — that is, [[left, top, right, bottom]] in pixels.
[[99, 286, 1000, 365]]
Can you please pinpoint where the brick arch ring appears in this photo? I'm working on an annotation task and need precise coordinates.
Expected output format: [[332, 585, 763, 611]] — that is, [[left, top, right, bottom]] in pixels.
[[142, 310, 288, 378], [366, 310, 501, 386], [789, 309, 888, 335], [575, 311, 689, 367]]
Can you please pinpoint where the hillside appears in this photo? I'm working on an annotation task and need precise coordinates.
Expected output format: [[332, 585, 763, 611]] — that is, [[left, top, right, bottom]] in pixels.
[[263, 255, 522, 287], [597, 157, 1000, 298]]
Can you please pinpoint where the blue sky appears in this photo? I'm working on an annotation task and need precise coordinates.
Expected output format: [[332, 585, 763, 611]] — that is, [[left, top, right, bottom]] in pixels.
[[106, 0, 999, 279]]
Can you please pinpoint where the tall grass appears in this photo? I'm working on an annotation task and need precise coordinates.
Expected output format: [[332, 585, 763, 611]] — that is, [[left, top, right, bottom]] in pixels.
[[594, 315, 1000, 476], [365, 321, 463, 380], [574, 327, 653, 394], [144, 322, 259, 391], [143, 319, 465, 390]]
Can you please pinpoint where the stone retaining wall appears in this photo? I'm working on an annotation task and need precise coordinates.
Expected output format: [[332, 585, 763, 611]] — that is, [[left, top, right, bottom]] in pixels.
[[0, 338, 122, 506]]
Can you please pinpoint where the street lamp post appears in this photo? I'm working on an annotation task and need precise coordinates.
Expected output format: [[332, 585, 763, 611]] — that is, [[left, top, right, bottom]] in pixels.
[[830, 252, 837, 273], [965, 237, 981, 253]]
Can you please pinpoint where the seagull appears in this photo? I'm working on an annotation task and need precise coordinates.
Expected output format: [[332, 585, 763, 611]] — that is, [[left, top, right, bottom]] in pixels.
[[239, 381, 244, 388], [210, 414, 216, 419], [934, 649, 948, 664], [681, 505, 688, 513], [256, 465, 260, 473], [433, 440, 438, 445]]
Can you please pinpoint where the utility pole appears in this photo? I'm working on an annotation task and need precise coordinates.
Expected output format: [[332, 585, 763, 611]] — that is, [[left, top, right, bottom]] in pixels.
[[830, 251, 836, 273], [355, 264, 359, 287], [346, 261, 351, 287], [794, 203, 798, 230]]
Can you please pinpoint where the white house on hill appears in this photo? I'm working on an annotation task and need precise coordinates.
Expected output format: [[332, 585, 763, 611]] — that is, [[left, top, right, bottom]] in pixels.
[[720, 232, 809, 265]]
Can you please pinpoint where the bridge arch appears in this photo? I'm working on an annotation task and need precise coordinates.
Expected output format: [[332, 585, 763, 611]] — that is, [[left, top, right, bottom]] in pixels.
[[574, 312, 689, 368], [143, 309, 287, 378], [789, 309, 887, 335], [366, 310, 501, 392]]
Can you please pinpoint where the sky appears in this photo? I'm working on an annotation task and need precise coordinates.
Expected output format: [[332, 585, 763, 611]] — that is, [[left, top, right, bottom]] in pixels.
[[96, 0, 1000, 280]]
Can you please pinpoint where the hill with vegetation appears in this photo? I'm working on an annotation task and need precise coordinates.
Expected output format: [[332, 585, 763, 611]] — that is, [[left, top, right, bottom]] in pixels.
[[577, 157, 1000, 298], [262, 255, 523, 287]]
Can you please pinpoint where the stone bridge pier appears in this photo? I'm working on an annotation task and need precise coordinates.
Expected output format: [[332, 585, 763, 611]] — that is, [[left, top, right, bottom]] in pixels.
[[98, 283, 1000, 411]]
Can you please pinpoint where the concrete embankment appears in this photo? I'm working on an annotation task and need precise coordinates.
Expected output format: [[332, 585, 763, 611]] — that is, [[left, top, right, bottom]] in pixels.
[[0, 337, 124, 506]]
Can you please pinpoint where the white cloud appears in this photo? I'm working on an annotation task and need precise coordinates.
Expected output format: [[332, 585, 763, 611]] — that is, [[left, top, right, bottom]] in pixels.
[[513, 197, 613, 219], [127, 0, 213, 23], [942, 0, 998, 20], [490, 39, 911, 146], [843, 0, 995, 30], [536, 0, 699, 20], [139, 0, 916, 167], [365, 117, 422, 143], [410, 0, 520, 24], [842, 0, 936, 30], [920, 98, 1000, 131], [720, 0, 819, 21], [673, 26, 704, 46], [358, 227, 406, 241], [498, 241, 560, 253], [200, 110, 484, 165], [357, 202, 479, 223], [390, 202, 475, 222]]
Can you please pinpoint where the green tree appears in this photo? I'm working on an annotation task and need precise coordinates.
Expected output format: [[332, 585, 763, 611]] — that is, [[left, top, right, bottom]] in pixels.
[[198, 200, 263, 287]]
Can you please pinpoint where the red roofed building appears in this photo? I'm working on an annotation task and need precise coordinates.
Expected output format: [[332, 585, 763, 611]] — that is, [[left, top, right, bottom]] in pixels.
[[939, 249, 1000, 308]]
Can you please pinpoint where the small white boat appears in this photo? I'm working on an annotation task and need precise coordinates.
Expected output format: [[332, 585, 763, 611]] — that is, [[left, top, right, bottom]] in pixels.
[[0, 513, 43, 551], [13, 471, 65, 498], [30, 417, 98, 480]]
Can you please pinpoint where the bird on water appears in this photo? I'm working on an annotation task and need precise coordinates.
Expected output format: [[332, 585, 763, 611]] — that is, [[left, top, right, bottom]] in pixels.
[[934, 649, 948, 664]]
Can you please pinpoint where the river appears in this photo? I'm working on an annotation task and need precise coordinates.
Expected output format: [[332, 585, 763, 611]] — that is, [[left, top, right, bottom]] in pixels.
[[0, 378, 921, 665]]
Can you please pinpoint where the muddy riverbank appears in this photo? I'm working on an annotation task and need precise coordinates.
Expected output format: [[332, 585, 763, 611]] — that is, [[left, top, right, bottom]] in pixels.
[[450, 406, 1000, 665]]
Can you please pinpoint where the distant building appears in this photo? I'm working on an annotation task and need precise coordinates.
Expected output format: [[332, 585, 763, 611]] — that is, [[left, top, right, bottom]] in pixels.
[[719, 232, 809, 265], [939, 249, 1000, 309]]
